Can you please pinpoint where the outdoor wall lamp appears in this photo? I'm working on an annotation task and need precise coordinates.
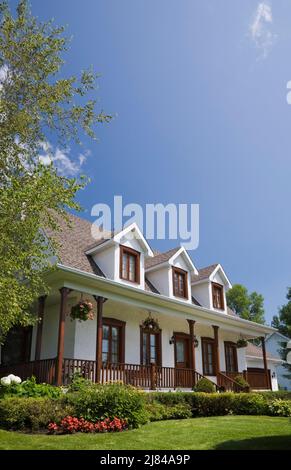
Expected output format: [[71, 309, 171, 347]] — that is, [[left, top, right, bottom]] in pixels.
[[169, 335, 175, 345], [271, 372, 276, 378], [193, 336, 199, 348]]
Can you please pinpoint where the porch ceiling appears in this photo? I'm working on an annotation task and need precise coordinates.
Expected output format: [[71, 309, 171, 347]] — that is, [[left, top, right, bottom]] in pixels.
[[44, 264, 276, 339]]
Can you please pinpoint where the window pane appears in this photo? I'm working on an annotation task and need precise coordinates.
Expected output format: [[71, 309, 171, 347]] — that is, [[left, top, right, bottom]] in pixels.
[[129, 255, 136, 281], [176, 340, 185, 363], [103, 325, 109, 339], [122, 253, 128, 278], [143, 333, 147, 365]]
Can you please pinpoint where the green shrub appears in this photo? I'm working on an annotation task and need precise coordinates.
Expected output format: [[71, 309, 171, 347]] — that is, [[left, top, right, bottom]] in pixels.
[[193, 378, 215, 393], [0, 376, 62, 399], [66, 383, 147, 428], [145, 402, 192, 421], [0, 397, 74, 431], [256, 391, 291, 401], [267, 399, 291, 417], [148, 392, 269, 417], [148, 391, 191, 406], [67, 373, 93, 393], [233, 375, 250, 392]]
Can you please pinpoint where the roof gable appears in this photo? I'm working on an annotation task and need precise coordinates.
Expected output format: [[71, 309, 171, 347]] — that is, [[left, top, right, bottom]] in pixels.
[[169, 247, 198, 274], [113, 223, 154, 257], [191, 263, 231, 288]]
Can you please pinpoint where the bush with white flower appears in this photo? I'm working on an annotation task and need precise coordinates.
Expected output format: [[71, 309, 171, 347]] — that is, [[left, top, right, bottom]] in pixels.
[[0, 374, 22, 386]]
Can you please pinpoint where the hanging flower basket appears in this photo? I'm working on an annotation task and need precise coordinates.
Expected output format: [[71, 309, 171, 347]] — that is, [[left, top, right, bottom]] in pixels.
[[141, 315, 160, 332], [236, 338, 248, 348], [70, 300, 94, 322]]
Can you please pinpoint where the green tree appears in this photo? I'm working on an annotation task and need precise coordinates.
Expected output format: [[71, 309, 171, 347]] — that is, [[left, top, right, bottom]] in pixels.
[[0, 0, 111, 340], [226, 284, 265, 324], [271, 288, 291, 338], [271, 288, 291, 380]]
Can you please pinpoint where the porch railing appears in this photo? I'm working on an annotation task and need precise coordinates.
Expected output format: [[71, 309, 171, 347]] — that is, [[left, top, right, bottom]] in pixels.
[[0, 359, 243, 392], [0, 358, 56, 385], [218, 372, 248, 392], [62, 359, 220, 391]]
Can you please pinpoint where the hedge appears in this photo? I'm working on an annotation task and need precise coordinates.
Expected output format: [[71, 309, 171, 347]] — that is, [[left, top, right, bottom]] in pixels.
[[0, 397, 74, 431], [147, 392, 291, 417], [1, 385, 291, 432]]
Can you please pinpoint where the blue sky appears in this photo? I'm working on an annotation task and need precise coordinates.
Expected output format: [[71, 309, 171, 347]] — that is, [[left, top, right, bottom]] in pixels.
[[12, 1, 291, 323]]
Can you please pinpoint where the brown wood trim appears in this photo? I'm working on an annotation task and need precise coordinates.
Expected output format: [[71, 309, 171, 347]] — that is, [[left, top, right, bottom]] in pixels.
[[173, 331, 191, 339], [212, 325, 220, 375], [56, 287, 72, 386], [119, 245, 140, 284], [211, 282, 224, 310], [172, 266, 188, 299], [261, 336, 272, 390], [201, 336, 216, 376], [103, 317, 126, 363], [35, 295, 47, 361], [140, 325, 162, 366], [187, 320, 196, 371], [224, 341, 238, 373]]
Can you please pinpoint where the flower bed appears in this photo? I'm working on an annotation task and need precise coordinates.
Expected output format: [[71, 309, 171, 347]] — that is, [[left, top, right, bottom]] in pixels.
[[48, 416, 127, 434]]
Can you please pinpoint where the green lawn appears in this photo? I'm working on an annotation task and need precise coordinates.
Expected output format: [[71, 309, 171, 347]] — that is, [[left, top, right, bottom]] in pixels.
[[0, 416, 291, 450]]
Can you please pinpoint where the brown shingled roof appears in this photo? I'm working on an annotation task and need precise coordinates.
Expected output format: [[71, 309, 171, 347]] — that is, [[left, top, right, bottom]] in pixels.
[[145, 247, 180, 270], [45, 212, 105, 275], [246, 342, 278, 361], [191, 263, 219, 283]]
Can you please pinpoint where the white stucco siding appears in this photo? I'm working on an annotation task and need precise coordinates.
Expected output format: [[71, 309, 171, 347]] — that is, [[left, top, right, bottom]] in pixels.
[[146, 267, 171, 297], [265, 334, 291, 390], [40, 304, 58, 359], [212, 271, 223, 285], [40, 302, 76, 360], [191, 282, 211, 309], [92, 245, 116, 279]]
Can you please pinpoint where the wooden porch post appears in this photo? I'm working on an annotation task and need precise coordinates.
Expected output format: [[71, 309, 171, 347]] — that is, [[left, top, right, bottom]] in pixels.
[[94, 296, 105, 383], [187, 320, 196, 385], [55, 287, 71, 386], [261, 336, 271, 390], [35, 295, 47, 361], [212, 325, 220, 377]]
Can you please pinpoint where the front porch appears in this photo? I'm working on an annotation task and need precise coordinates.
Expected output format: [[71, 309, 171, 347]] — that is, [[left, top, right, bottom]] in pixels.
[[0, 279, 273, 393], [0, 357, 247, 392]]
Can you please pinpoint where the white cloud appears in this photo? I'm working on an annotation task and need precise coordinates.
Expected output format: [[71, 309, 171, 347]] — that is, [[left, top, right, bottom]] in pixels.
[[39, 143, 87, 177], [249, 2, 276, 58]]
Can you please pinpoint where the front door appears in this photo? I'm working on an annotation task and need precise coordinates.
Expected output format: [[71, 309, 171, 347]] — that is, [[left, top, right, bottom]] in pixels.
[[174, 334, 191, 387], [175, 335, 190, 369]]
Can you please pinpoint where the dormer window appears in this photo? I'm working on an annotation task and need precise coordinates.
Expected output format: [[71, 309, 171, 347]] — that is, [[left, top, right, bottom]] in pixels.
[[212, 282, 224, 310], [120, 245, 140, 283], [172, 267, 188, 299]]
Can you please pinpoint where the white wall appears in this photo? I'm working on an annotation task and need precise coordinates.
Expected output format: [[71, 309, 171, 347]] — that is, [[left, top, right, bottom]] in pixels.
[[93, 237, 146, 290], [92, 245, 116, 279], [265, 334, 291, 390], [146, 266, 171, 297], [191, 281, 211, 309], [39, 302, 76, 360]]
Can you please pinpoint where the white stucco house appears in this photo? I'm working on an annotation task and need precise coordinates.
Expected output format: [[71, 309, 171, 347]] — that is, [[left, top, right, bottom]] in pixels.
[[0, 213, 279, 391], [264, 332, 291, 390]]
